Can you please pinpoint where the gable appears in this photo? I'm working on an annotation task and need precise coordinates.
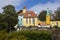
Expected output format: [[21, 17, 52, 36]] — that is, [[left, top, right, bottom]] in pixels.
[[23, 11, 37, 18]]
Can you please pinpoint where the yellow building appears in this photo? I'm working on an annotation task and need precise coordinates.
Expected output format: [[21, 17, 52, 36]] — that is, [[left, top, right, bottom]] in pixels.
[[37, 8, 60, 27], [18, 7, 60, 27], [22, 11, 38, 27], [46, 15, 50, 25], [18, 7, 38, 27], [50, 21, 60, 27]]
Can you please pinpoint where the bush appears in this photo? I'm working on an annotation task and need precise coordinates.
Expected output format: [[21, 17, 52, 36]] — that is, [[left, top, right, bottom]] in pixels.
[[53, 25, 58, 29], [0, 30, 51, 40]]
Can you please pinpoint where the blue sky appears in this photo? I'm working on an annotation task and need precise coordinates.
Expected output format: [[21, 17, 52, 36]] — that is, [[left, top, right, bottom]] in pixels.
[[0, 0, 60, 14], [16, 0, 54, 10]]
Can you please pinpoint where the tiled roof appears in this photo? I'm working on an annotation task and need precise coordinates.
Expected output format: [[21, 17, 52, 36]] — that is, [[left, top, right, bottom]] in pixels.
[[18, 11, 37, 18], [23, 11, 37, 18]]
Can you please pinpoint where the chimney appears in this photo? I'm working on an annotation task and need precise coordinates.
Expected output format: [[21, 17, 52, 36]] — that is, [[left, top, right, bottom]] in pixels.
[[23, 6, 27, 13]]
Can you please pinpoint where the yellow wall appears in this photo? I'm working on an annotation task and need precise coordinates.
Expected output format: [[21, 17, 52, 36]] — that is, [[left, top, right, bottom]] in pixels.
[[37, 20, 46, 25], [46, 15, 50, 25], [23, 18, 38, 27], [58, 21, 60, 27], [37, 20, 42, 24], [50, 21, 57, 27], [22, 17, 60, 27], [34, 18, 38, 26], [50, 21, 60, 27]]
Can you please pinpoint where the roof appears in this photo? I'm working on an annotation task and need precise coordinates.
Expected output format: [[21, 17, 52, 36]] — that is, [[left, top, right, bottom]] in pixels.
[[23, 11, 37, 18], [18, 11, 37, 18], [17, 10, 23, 14]]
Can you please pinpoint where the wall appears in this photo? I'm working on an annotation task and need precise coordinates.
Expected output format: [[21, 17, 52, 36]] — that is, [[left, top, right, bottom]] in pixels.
[[23, 18, 38, 27], [50, 21, 60, 27], [46, 15, 50, 25], [18, 15, 23, 27]]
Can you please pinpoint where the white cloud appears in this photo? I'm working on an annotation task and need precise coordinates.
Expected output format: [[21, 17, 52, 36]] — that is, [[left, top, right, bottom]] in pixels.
[[0, 0, 24, 13], [30, 0, 60, 14]]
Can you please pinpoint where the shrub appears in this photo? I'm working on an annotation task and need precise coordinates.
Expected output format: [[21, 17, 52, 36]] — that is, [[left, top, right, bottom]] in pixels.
[[0, 30, 51, 40], [53, 25, 58, 29]]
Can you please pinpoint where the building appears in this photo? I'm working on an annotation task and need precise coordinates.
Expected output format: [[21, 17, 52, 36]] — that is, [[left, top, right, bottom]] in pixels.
[[18, 7, 38, 27], [17, 7, 60, 28]]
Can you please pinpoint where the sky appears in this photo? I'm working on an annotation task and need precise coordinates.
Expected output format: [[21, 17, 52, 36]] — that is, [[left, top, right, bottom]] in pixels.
[[0, 0, 60, 14]]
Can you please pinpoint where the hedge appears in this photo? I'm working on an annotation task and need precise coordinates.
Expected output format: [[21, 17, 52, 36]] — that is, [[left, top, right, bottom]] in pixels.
[[0, 30, 51, 40]]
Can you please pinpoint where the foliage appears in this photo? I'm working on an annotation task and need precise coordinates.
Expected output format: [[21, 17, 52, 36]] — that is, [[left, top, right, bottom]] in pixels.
[[0, 5, 17, 30], [53, 25, 58, 29], [0, 30, 51, 40], [38, 10, 47, 21], [54, 7, 60, 21]]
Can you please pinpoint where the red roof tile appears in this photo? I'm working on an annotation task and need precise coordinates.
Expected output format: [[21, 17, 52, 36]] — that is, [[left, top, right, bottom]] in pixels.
[[23, 11, 37, 18], [18, 10, 37, 18]]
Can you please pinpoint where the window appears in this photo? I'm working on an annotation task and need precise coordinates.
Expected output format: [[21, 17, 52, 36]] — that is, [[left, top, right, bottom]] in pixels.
[[32, 18, 35, 24], [29, 18, 31, 24], [28, 14, 31, 16], [26, 18, 28, 24]]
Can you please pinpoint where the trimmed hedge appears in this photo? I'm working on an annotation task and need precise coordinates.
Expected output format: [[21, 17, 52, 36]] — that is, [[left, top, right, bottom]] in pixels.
[[0, 30, 51, 40]]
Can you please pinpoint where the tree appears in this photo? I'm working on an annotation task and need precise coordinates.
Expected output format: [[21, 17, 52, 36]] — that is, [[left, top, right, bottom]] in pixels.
[[54, 7, 60, 21], [38, 10, 47, 21], [0, 5, 17, 31]]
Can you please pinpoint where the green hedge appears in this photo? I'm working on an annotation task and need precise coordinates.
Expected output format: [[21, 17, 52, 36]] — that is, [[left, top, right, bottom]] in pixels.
[[0, 30, 51, 40]]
